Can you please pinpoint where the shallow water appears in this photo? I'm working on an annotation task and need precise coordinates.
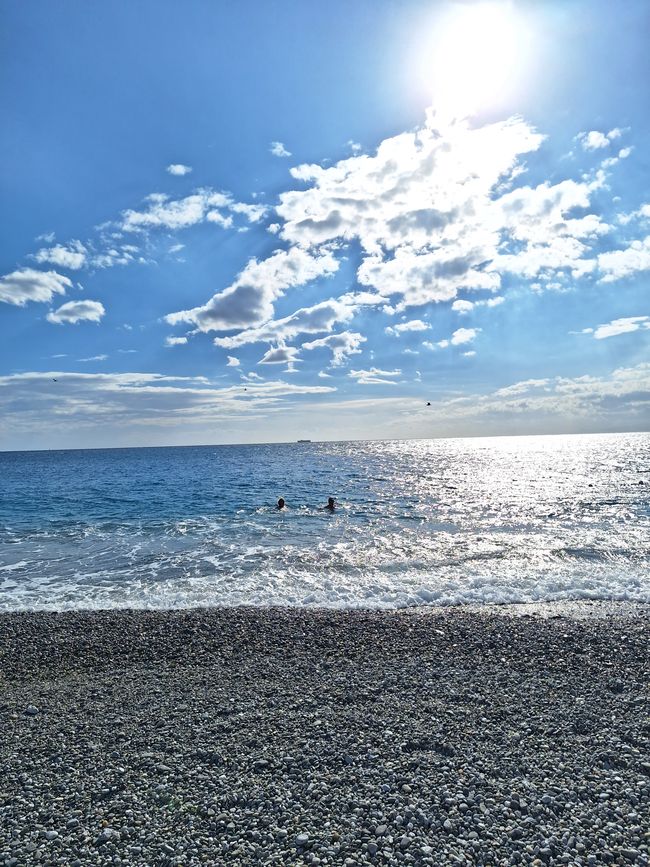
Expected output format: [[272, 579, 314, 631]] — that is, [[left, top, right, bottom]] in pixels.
[[0, 432, 648, 610]]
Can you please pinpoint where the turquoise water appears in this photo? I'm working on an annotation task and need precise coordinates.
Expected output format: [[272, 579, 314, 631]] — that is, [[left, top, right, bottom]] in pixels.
[[0, 433, 648, 610]]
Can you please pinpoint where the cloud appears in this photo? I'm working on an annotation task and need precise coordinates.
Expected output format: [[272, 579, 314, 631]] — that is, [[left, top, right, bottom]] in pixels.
[[34, 240, 87, 270], [577, 129, 622, 151], [165, 336, 188, 347], [302, 331, 366, 365], [452, 296, 504, 315], [226, 355, 240, 366], [276, 114, 544, 309], [0, 371, 337, 445], [349, 367, 401, 385], [385, 319, 430, 336], [47, 299, 105, 324], [450, 327, 480, 345], [213, 296, 359, 350], [79, 354, 108, 362], [259, 345, 301, 365], [593, 316, 650, 340], [169, 243, 185, 254], [598, 236, 650, 282], [0, 268, 72, 307], [120, 188, 266, 233], [166, 164, 192, 176], [270, 141, 291, 158], [167, 247, 339, 332]]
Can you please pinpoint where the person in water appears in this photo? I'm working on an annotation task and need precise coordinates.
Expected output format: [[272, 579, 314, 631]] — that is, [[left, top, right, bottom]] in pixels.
[[325, 497, 335, 511], [277, 497, 285, 509]]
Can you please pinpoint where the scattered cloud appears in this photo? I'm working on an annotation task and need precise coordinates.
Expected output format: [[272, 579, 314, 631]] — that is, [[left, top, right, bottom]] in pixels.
[[167, 247, 339, 332], [165, 336, 188, 347], [226, 355, 240, 366], [452, 296, 504, 314], [385, 319, 430, 336], [258, 345, 301, 365], [166, 164, 192, 176], [302, 331, 366, 365], [270, 141, 292, 158], [577, 128, 622, 151], [34, 240, 87, 270], [79, 354, 108, 362], [450, 327, 480, 345], [349, 367, 401, 385], [593, 316, 650, 339], [214, 297, 359, 350], [47, 299, 105, 325], [0, 268, 71, 307], [598, 236, 650, 282], [120, 188, 266, 234]]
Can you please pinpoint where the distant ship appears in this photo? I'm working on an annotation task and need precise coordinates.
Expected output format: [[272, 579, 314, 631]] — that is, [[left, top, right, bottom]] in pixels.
[[296, 439, 312, 443]]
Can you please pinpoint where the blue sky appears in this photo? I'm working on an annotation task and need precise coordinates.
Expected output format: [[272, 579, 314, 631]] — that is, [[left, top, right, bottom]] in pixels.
[[1, 0, 649, 449]]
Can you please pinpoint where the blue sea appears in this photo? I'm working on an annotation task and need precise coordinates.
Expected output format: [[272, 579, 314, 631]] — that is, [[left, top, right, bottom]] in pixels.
[[0, 433, 648, 611]]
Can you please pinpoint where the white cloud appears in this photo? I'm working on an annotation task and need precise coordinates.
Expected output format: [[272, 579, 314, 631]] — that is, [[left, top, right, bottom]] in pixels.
[[452, 299, 474, 314], [598, 236, 650, 282], [453, 295, 505, 314], [213, 296, 357, 349], [167, 247, 339, 332], [577, 128, 622, 151], [302, 331, 366, 366], [169, 243, 185, 254], [166, 164, 192, 176], [349, 367, 401, 385], [165, 336, 188, 347], [593, 316, 650, 340], [258, 345, 301, 365], [34, 240, 87, 270], [463, 350, 476, 357], [451, 327, 480, 345], [0, 268, 71, 307], [270, 141, 292, 158], [385, 319, 430, 336], [0, 371, 337, 446], [47, 299, 105, 325], [120, 188, 264, 233], [79, 354, 108, 362], [226, 355, 240, 366]]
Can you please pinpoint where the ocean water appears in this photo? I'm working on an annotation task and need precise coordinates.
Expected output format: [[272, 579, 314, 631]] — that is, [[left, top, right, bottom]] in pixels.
[[0, 433, 648, 611]]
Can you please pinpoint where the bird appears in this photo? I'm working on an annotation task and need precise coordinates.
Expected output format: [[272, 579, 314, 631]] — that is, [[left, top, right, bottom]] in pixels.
[[426, 401, 431, 406]]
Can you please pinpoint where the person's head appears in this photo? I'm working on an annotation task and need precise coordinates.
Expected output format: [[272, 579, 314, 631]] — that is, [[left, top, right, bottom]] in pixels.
[[328, 497, 335, 508], [277, 497, 285, 509]]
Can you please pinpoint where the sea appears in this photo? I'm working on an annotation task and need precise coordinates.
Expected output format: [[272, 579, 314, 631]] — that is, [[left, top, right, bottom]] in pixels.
[[0, 433, 648, 612]]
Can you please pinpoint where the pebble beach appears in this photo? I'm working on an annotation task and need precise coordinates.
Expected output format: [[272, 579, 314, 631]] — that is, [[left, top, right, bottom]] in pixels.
[[1, 603, 648, 866]]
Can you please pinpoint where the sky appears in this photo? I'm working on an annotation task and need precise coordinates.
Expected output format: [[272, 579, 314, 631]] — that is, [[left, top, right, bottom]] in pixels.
[[1, 0, 649, 450]]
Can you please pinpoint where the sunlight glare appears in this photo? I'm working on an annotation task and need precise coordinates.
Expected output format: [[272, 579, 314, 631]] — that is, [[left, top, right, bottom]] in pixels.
[[428, 2, 526, 119]]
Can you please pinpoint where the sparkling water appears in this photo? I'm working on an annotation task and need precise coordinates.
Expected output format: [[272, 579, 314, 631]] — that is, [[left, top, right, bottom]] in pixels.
[[1, 433, 648, 610]]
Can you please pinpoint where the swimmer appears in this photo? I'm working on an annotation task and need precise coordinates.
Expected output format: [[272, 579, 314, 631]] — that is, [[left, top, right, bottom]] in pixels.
[[325, 496, 335, 512], [277, 497, 285, 510]]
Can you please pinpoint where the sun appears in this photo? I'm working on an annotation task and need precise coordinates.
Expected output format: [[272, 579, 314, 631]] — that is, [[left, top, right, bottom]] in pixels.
[[427, 2, 526, 119]]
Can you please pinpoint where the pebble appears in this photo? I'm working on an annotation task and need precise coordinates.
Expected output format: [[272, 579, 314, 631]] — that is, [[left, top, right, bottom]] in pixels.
[[0, 605, 647, 866]]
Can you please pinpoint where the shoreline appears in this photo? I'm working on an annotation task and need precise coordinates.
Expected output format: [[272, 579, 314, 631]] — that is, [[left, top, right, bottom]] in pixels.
[[1, 604, 648, 864]]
